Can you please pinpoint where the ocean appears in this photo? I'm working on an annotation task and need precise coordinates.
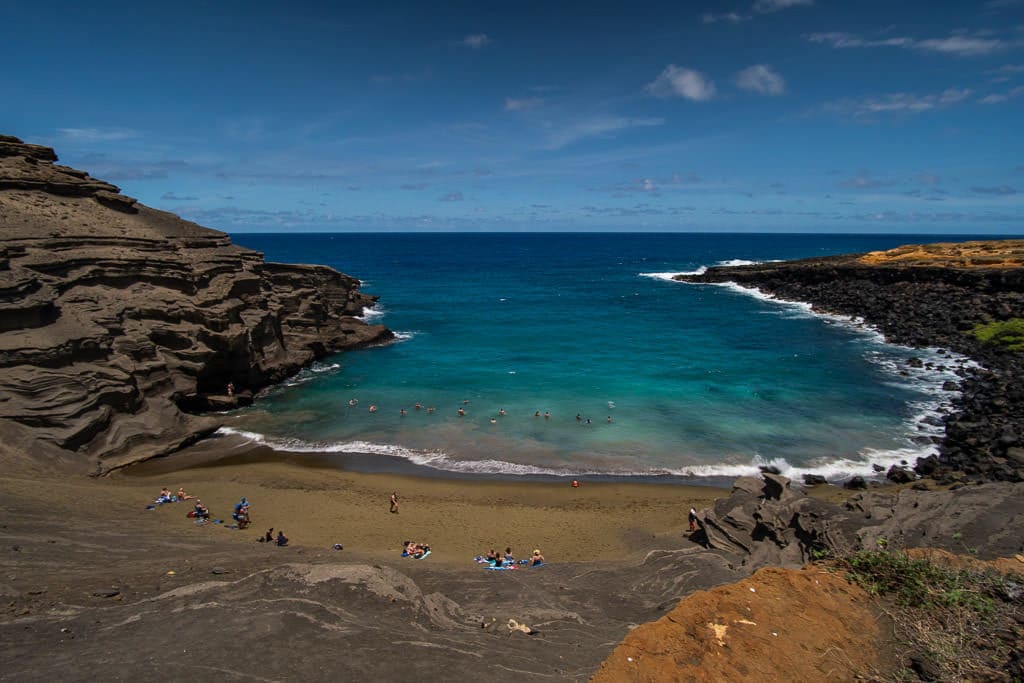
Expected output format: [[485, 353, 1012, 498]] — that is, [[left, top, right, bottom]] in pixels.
[[222, 232, 990, 483]]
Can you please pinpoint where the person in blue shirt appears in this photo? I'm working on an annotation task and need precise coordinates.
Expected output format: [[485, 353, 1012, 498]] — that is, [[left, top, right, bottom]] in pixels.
[[232, 497, 251, 529]]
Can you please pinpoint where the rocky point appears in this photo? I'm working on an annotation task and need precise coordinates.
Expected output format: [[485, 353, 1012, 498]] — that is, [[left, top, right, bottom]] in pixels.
[[0, 135, 392, 473]]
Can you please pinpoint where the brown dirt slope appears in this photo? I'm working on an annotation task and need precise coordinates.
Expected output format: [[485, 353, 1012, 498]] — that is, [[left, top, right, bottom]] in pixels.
[[592, 566, 888, 682]]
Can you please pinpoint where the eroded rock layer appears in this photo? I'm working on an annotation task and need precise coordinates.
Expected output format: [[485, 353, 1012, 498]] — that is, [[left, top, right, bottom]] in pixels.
[[0, 135, 392, 472]]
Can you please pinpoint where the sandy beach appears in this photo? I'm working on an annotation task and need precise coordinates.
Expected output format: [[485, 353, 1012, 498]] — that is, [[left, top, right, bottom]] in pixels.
[[2, 437, 734, 567]]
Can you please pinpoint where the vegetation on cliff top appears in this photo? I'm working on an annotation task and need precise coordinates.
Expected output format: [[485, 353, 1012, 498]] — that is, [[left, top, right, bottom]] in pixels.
[[970, 318, 1024, 352], [835, 549, 1024, 681]]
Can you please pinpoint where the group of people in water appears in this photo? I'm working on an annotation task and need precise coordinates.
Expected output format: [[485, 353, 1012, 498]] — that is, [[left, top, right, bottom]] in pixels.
[[479, 546, 545, 568], [348, 398, 613, 425]]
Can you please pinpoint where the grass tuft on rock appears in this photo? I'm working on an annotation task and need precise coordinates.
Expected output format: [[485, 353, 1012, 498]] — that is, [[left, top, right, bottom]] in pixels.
[[832, 550, 1024, 681], [970, 318, 1024, 351]]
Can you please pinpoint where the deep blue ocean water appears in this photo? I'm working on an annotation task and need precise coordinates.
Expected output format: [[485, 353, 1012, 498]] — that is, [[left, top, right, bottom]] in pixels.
[[222, 232, 996, 481]]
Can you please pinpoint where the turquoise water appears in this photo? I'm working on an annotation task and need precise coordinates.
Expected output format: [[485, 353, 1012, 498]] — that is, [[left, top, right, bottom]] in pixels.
[[224, 233, 983, 481]]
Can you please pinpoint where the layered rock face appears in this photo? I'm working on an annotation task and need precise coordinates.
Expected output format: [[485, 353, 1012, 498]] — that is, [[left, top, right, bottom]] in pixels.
[[676, 243, 1024, 483], [0, 135, 392, 473]]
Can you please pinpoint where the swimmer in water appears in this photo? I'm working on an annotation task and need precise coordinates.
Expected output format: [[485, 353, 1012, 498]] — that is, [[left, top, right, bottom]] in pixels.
[[427, 406, 435, 414], [499, 408, 506, 416], [576, 414, 581, 421], [607, 415, 613, 423], [534, 411, 540, 417], [369, 404, 377, 413], [544, 411, 550, 419], [349, 398, 358, 407], [400, 408, 407, 416], [458, 407, 465, 417], [490, 417, 497, 424], [414, 402, 422, 410]]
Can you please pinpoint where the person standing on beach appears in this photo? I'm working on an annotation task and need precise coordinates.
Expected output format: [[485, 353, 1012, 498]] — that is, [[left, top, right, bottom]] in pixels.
[[390, 491, 399, 514], [688, 507, 699, 532]]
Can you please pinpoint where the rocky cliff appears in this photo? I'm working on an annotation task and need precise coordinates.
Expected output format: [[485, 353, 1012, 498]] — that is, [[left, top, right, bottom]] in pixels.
[[0, 135, 392, 473], [676, 242, 1024, 483]]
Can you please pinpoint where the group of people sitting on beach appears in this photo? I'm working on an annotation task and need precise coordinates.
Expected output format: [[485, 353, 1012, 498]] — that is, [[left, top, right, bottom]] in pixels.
[[402, 540, 430, 558], [154, 487, 196, 504], [478, 546, 544, 568], [149, 487, 300, 548], [258, 527, 289, 546]]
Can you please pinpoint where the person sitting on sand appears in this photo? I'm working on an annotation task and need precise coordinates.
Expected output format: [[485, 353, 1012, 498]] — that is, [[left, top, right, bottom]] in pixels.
[[276, 530, 289, 547], [485, 548, 498, 564], [193, 500, 210, 520], [531, 549, 544, 566], [504, 547, 514, 564], [176, 487, 194, 500], [262, 527, 274, 543], [403, 541, 429, 558], [233, 497, 251, 529], [157, 487, 172, 503]]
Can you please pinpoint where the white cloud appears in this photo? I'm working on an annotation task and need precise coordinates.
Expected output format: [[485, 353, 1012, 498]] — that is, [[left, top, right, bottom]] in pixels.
[[805, 32, 912, 48], [825, 88, 973, 118], [704, 0, 812, 23], [752, 0, 813, 11], [978, 85, 1024, 103], [504, 97, 544, 111], [57, 127, 138, 142], [980, 93, 1010, 104], [461, 34, 491, 49], [703, 11, 747, 24], [645, 65, 716, 101], [806, 31, 1009, 57], [916, 35, 1006, 56], [735, 65, 786, 95], [543, 116, 664, 150]]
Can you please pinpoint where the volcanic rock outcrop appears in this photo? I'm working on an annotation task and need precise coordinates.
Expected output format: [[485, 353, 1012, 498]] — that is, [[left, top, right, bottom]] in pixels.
[[0, 135, 392, 473], [694, 473, 1024, 564], [676, 243, 1024, 483]]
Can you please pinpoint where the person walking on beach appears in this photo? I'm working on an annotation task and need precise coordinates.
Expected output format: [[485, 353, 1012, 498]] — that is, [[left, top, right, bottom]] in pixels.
[[688, 507, 699, 532], [390, 491, 399, 514]]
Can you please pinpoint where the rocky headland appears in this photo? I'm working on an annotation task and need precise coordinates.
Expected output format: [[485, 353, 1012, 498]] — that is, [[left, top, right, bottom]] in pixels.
[[0, 135, 392, 473], [675, 241, 1024, 484]]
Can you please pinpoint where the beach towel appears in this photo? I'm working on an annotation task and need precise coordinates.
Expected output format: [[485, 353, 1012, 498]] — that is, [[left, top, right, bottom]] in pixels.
[[414, 550, 431, 560], [484, 564, 516, 570]]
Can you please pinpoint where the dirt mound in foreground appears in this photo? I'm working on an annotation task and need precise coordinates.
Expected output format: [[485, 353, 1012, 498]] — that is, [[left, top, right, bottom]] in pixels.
[[592, 565, 888, 682]]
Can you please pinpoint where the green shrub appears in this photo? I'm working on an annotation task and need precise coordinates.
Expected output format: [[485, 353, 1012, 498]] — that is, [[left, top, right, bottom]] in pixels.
[[970, 318, 1024, 351]]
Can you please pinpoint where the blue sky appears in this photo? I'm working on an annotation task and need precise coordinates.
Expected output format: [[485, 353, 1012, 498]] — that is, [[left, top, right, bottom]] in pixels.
[[2, 0, 1023, 233]]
